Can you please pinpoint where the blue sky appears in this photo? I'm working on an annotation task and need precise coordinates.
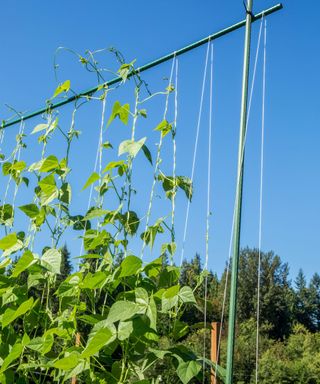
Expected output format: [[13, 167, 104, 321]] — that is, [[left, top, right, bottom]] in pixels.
[[0, 0, 319, 281]]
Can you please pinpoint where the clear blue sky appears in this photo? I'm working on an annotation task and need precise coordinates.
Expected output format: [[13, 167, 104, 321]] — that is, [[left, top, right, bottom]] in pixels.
[[0, 0, 319, 281]]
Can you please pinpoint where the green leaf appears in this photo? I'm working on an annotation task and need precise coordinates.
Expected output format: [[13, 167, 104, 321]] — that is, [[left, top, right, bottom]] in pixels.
[[172, 320, 189, 341], [0, 257, 11, 269], [107, 301, 139, 323], [154, 120, 172, 137], [83, 229, 111, 251], [135, 287, 149, 307], [81, 327, 113, 358], [179, 286, 196, 304], [82, 320, 116, 358], [84, 207, 108, 220], [11, 250, 35, 278], [31, 123, 48, 134], [107, 101, 130, 126], [69, 215, 90, 231], [0, 342, 23, 373], [138, 109, 147, 118], [27, 335, 54, 354], [158, 174, 193, 201], [118, 137, 146, 158], [119, 211, 140, 236], [0, 204, 14, 225], [102, 160, 127, 176], [19, 204, 40, 219], [39, 155, 59, 172], [140, 219, 164, 248], [161, 242, 176, 256], [11, 161, 26, 172], [52, 80, 71, 99], [176, 361, 201, 384], [38, 174, 58, 205], [118, 321, 133, 341], [59, 182, 72, 204], [81, 271, 107, 289], [2, 297, 34, 328], [146, 295, 157, 330], [177, 176, 193, 201], [162, 285, 180, 311], [0, 233, 18, 250], [41, 248, 61, 274], [53, 352, 80, 370], [102, 141, 113, 149], [119, 256, 142, 277], [82, 172, 99, 190], [117, 60, 136, 81], [141, 144, 153, 165]]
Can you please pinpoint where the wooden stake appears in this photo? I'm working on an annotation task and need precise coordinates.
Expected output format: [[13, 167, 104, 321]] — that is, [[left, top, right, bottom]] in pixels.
[[211, 322, 220, 384], [71, 332, 81, 384]]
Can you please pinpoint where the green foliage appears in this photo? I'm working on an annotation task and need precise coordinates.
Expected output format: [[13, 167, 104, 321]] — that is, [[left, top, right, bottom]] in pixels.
[[0, 56, 204, 383], [258, 325, 320, 384], [1, 48, 317, 384]]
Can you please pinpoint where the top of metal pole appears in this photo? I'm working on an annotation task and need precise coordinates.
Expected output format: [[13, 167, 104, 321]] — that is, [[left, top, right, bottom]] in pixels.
[[1, 3, 282, 130]]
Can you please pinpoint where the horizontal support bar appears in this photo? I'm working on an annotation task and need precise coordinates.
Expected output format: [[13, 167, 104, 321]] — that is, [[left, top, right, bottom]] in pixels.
[[1, 3, 282, 129]]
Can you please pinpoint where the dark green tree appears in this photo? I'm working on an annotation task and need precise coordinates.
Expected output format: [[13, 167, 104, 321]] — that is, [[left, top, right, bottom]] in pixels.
[[57, 244, 72, 284], [294, 269, 316, 332], [180, 254, 220, 325], [310, 272, 320, 331], [236, 248, 293, 339]]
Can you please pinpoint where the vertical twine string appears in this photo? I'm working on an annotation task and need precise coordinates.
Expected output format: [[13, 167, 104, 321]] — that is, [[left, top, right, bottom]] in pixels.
[[122, 87, 140, 257], [79, 95, 107, 259], [2, 120, 25, 233], [11, 121, 26, 224], [179, 41, 210, 267], [0, 128, 4, 150], [52, 108, 78, 247], [255, 16, 267, 384], [29, 114, 52, 250], [140, 56, 176, 259], [202, 41, 214, 382], [170, 57, 179, 265]]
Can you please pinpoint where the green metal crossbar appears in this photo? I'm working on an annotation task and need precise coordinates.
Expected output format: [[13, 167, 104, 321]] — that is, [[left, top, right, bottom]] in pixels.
[[1, 3, 282, 130]]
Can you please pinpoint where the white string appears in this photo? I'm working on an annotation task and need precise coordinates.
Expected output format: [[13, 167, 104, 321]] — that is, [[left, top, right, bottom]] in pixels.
[[27, 114, 52, 250], [214, 16, 264, 380], [140, 56, 176, 259], [202, 41, 214, 382], [170, 58, 179, 265], [2, 120, 25, 208], [11, 121, 26, 221], [255, 17, 267, 384], [214, 209, 235, 379], [179, 41, 211, 267], [79, 96, 107, 258], [97, 96, 107, 210], [0, 129, 4, 148]]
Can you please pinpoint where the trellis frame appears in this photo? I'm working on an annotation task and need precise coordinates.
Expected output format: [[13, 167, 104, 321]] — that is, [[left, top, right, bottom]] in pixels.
[[0, 3, 283, 383]]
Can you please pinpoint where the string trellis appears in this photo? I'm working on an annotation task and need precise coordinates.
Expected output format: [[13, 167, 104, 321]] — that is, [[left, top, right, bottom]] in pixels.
[[0, 9, 273, 381]]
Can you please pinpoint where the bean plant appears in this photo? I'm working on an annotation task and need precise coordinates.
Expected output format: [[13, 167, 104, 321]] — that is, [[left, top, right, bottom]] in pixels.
[[0, 51, 210, 383]]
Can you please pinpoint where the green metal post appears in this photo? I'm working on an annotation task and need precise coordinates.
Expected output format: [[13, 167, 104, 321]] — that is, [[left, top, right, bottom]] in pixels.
[[0, 3, 282, 130], [225, 1, 253, 383]]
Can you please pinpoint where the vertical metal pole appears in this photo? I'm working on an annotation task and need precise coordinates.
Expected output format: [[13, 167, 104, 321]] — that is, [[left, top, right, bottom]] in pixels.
[[225, 1, 253, 383]]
